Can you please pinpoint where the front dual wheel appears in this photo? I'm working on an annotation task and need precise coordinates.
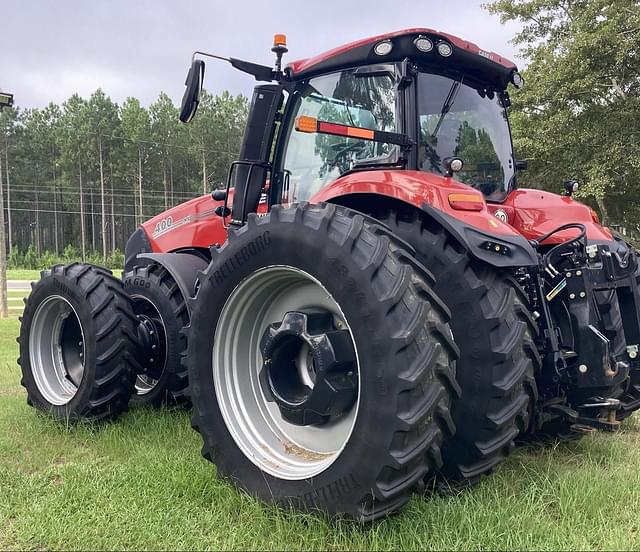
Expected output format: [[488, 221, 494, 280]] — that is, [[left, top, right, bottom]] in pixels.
[[19, 264, 139, 421], [187, 203, 459, 520]]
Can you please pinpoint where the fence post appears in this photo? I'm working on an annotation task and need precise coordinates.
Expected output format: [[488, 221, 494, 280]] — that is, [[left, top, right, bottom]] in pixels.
[[0, 147, 8, 318], [0, 92, 14, 319]]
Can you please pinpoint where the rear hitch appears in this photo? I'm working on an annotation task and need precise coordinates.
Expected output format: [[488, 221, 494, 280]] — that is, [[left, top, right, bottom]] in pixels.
[[547, 398, 622, 433]]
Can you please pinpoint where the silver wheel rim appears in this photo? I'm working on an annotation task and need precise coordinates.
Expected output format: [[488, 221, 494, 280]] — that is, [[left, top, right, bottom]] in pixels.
[[135, 374, 160, 394], [29, 295, 85, 406], [131, 295, 168, 396], [213, 266, 360, 480]]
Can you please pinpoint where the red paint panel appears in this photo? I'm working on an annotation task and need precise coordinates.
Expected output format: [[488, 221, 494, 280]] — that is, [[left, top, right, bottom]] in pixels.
[[141, 192, 270, 253], [142, 194, 228, 253], [501, 189, 613, 244], [311, 170, 522, 237]]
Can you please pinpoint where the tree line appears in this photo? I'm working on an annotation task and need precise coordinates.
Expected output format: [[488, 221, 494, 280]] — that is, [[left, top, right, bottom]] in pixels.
[[489, 0, 640, 236], [0, 89, 248, 264]]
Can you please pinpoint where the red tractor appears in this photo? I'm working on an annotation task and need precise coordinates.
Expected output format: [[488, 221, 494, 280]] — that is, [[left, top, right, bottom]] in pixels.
[[18, 29, 640, 520]]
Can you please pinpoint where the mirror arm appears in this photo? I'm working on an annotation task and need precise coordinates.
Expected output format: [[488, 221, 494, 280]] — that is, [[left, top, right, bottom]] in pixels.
[[192, 50, 231, 64], [192, 51, 277, 82]]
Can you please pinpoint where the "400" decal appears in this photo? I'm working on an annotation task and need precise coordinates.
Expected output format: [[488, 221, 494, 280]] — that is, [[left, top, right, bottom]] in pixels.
[[153, 216, 173, 236]]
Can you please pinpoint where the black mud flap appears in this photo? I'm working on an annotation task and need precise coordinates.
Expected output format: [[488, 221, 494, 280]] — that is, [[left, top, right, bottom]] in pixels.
[[421, 203, 539, 269], [136, 252, 209, 313]]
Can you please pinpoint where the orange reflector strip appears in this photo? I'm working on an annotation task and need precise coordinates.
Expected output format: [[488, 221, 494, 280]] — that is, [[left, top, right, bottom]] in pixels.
[[295, 115, 319, 133], [295, 116, 377, 142], [448, 193, 484, 211], [346, 126, 375, 139], [317, 121, 375, 140]]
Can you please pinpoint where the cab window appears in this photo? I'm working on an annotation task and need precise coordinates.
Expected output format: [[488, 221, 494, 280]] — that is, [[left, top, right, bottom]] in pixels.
[[418, 72, 514, 201], [281, 69, 398, 202]]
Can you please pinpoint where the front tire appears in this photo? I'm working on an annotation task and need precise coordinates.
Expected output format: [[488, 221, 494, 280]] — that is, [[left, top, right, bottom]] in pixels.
[[123, 264, 190, 408], [187, 203, 458, 520], [19, 263, 140, 422]]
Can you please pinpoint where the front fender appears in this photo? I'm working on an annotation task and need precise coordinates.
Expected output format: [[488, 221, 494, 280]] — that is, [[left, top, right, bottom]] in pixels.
[[311, 169, 539, 268], [136, 252, 208, 311]]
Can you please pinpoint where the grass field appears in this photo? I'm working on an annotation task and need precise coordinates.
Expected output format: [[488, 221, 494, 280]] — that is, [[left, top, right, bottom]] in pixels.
[[0, 318, 639, 550]]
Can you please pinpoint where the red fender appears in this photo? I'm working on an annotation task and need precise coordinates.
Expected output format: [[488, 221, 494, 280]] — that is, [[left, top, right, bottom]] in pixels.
[[140, 174, 610, 256], [311, 169, 522, 238]]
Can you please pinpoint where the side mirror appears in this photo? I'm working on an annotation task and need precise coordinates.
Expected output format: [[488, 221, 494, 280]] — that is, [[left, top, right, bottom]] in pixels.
[[515, 160, 528, 172], [179, 60, 205, 123]]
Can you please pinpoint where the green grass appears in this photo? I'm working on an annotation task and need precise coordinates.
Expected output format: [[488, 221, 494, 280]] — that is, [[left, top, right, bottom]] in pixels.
[[6, 269, 41, 281], [0, 318, 639, 550], [6, 268, 122, 281]]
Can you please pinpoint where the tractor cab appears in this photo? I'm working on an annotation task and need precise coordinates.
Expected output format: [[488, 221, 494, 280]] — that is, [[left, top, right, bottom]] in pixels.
[[179, 29, 525, 222], [278, 62, 518, 204]]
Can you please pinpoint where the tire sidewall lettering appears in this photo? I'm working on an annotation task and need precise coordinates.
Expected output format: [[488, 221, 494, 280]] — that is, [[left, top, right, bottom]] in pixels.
[[124, 277, 152, 289]]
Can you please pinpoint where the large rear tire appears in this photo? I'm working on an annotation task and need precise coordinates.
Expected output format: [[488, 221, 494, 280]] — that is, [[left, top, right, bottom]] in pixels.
[[19, 263, 140, 422], [187, 203, 458, 520], [372, 209, 539, 484], [123, 264, 190, 408]]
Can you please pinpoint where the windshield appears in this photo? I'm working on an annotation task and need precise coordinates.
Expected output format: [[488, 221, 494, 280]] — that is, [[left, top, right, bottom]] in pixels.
[[417, 71, 514, 201], [281, 69, 398, 202]]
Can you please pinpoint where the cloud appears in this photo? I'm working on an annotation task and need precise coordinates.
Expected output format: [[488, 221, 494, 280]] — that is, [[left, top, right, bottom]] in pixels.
[[2, 0, 524, 109]]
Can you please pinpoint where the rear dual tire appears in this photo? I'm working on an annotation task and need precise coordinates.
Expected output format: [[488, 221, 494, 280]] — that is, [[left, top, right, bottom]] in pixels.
[[187, 203, 459, 520]]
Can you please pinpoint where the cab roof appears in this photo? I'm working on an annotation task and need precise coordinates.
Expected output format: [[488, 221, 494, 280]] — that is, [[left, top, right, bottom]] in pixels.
[[286, 28, 518, 89]]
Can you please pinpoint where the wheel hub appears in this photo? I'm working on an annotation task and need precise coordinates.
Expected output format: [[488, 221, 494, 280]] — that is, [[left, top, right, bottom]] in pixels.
[[259, 311, 357, 426], [137, 314, 165, 380]]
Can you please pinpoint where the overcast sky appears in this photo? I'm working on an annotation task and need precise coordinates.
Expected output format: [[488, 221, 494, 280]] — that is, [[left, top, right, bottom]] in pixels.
[[2, 0, 525, 110]]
